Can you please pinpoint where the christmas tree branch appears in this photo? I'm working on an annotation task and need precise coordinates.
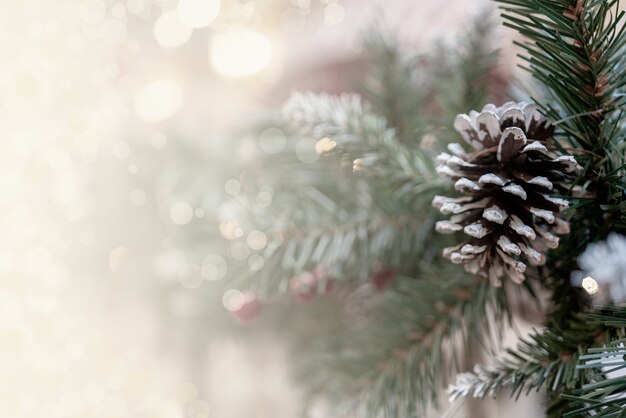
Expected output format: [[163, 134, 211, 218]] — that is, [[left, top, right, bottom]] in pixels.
[[305, 272, 513, 417], [562, 306, 626, 417], [226, 91, 447, 293], [490, 3, 626, 412], [359, 29, 428, 144], [495, 0, 626, 243], [448, 307, 626, 416]]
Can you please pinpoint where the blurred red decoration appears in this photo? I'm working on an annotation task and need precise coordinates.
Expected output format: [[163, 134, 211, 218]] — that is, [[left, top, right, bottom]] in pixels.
[[372, 268, 395, 290], [232, 292, 262, 322], [290, 268, 333, 303]]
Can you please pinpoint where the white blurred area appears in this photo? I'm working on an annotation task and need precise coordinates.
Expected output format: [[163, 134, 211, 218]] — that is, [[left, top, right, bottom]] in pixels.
[[0, 0, 532, 417]]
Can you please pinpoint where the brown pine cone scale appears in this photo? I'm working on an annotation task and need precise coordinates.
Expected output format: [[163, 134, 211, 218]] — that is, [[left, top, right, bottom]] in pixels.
[[433, 102, 581, 285]]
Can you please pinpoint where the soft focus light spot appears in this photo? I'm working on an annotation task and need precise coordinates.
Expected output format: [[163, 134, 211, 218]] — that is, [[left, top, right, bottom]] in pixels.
[[14, 72, 42, 97], [127, 0, 146, 15], [134, 79, 183, 123], [1, 326, 33, 353], [224, 179, 241, 196], [210, 28, 272, 78], [178, 264, 203, 289], [248, 254, 264, 271], [230, 242, 250, 260], [113, 140, 131, 159], [128, 40, 141, 53], [129, 189, 147, 206], [295, 0, 311, 8], [105, 393, 128, 416], [128, 163, 138, 173], [194, 208, 205, 218], [109, 246, 128, 273], [80, 231, 96, 246], [582, 276, 600, 295], [324, 3, 345, 25], [219, 220, 242, 240], [187, 399, 211, 418], [222, 289, 244, 311], [81, 0, 107, 24], [315, 137, 337, 154], [150, 132, 167, 148], [154, 249, 185, 281], [46, 148, 71, 171], [111, 3, 126, 18], [83, 382, 106, 405], [259, 127, 286, 154], [170, 201, 194, 225], [256, 191, 272, 207], [178, 0, 221, 28], [353, 157, 364, 172], [201, 254, 227, 281], [154, 11, 192, 49], [101, 19, 127, 45], [246, 230, 267, 251], [281, 8, 306, 33], [295, 139, 319, 164]]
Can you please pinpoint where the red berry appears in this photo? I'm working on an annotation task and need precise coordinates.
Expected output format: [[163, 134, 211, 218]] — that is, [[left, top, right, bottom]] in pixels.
[[290, 271, 318, 303], [373, 268, 395, 290], [232, 293, 262, 321]]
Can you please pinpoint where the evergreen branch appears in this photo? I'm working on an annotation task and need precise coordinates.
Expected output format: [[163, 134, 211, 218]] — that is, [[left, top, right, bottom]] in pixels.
[[228, 93, 445, 294], [447, 326, 583, 404], [494, 5, 626, 413], [304, 272, 512, 417], [495, 0, 626, 245], [447, 307, 626, 416], [562, 306, 626, 417], [432, 9, 502, 124], [359, 29, 428, 144], [283, 92, 393, 150]]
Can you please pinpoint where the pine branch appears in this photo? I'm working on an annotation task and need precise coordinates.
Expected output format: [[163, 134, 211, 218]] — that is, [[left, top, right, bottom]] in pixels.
[[447, 307, 626, 416], [492, 3, 626, 412], [433, 9, 502, 125], [359, 29, 428, 144], [562, 306, 626, 417], [495, 0, 626, 250], [227, 93, 444, 294], [283, 92, 393, 150], [303, 272, 513, 417]]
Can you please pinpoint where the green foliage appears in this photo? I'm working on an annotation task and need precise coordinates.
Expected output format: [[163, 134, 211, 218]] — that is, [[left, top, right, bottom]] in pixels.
[[440, 1, 626, 415], [448, 312, 612, 410], [305, 271, 513, 418], [496, 0, 626, 261], [563, 306, 626, 417], [231, 92, 443, 295], [224, 10, 505, 416]]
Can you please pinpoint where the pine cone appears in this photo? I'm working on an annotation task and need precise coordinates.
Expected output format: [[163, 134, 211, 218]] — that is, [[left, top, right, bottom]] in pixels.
[[433, 102, 581, 285]]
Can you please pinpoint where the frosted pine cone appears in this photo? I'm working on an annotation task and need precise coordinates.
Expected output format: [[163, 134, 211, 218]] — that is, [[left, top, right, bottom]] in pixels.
[[433, 102, 581, 285]]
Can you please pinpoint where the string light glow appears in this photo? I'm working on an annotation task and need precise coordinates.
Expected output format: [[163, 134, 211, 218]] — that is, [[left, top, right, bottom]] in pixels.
[[315, 137, 337, 154], [324, 3, 345, 25], [133, 79, 184, 123], [222, 289, 245, 311], [209, 28, 273, 78], [154, 11, 192, 48], [582, 276, 600, 295], [177, 0, 221, 28]]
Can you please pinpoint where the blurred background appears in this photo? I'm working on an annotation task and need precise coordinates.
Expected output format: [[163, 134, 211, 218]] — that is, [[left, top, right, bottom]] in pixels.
[[0, 0, 537, 417]]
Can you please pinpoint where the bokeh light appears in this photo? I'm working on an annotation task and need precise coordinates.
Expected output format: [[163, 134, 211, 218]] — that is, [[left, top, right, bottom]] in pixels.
[[134, 79, 184, 123], [209, 28, 273, 78], [222, 289, 245, 312], [178, 0, 221, 29], [154, 11, 192, 49], [582, 276, 600, 295]]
